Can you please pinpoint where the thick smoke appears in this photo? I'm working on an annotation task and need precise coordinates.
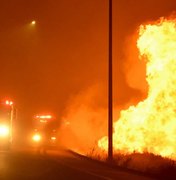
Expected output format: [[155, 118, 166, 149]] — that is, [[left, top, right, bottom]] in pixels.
[[58, 33, 149, 154], [58, 84, 108, 153]]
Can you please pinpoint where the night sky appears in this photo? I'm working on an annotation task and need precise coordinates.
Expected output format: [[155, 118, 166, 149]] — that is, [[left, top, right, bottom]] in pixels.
[[0, 0, 176, 127]]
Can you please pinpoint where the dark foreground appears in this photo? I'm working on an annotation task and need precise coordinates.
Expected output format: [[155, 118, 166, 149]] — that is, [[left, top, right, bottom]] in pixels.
[[0, 147, 154, 180]]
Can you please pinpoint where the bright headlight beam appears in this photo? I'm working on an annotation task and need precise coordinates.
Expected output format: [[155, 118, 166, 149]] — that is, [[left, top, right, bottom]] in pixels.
[[32, 134, 41, 142], [51, 136, 56, 140], [0, 125, 9, 136]]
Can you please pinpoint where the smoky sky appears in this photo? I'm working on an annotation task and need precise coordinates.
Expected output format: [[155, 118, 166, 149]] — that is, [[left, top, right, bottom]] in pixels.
[[0, 0, 176, 124]]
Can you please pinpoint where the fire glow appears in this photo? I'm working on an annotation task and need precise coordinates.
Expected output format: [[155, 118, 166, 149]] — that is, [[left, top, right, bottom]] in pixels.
[[98, 17, 176, 159]]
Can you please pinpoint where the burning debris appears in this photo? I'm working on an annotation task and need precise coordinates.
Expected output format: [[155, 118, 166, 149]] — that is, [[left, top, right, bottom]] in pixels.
[[99, 17, 176, 160]]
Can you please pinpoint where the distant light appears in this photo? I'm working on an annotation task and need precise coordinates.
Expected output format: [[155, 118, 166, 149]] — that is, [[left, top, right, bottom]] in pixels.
[[35, 115, 52, 119], [5, 100, 9, 105], [31, 20, 36, 25], [45, 115, 52, 119], [40, 119, 47, 123], [32, 134, 41, 142], [51, 136, 56, 140], [0, 125, 9, 137], [5, 100, 13, 106]]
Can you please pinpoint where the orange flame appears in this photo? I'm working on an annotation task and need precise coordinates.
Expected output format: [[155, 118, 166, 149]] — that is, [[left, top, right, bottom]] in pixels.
[[98, 17, 176, 159]]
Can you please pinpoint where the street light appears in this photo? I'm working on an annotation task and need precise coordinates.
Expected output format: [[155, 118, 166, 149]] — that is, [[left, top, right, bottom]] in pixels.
[[31, 20, 36, 25]]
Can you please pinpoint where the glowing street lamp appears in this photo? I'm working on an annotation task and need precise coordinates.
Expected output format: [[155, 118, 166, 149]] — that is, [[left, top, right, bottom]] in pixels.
[[31, 20, 36, 25]]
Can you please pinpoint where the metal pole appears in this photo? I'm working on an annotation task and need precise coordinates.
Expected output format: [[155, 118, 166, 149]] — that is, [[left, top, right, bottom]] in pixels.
[[108, 0, 113, 162]]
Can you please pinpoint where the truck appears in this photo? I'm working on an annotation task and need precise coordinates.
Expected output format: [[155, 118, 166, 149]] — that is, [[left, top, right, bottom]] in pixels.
[[31, 114, 58, 150], [0, 100, 14, 150]]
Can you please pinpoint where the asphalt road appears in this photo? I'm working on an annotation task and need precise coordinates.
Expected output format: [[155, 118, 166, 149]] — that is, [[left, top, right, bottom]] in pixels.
[[0, 147, 155, 180]]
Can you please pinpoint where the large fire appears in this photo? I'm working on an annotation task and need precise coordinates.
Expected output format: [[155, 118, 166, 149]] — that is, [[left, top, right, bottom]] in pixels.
[[98, 17, 176, 159]]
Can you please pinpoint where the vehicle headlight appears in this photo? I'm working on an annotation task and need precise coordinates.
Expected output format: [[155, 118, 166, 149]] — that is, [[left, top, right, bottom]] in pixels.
[[0, 125, 9, 137], [51, 136, 56, 140], [32, 134, 41, 142]]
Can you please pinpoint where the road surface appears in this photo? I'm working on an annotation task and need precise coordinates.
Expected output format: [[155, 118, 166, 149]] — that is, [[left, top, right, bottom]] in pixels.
[[0, 147, 155, 180]]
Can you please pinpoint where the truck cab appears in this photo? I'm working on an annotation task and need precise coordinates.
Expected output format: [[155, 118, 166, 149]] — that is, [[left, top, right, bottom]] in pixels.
[[31, 115, 58, 150]]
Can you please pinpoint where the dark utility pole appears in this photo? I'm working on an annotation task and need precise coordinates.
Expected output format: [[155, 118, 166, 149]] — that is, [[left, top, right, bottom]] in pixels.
[[108, 0, 113, 162]]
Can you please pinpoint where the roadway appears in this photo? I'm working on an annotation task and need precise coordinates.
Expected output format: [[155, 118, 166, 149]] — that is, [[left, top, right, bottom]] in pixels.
[[0, 147, 155, 180]]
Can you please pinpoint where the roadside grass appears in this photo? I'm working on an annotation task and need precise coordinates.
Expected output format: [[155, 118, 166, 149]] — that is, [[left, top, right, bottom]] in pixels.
[[86, 147, 176, 179]]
